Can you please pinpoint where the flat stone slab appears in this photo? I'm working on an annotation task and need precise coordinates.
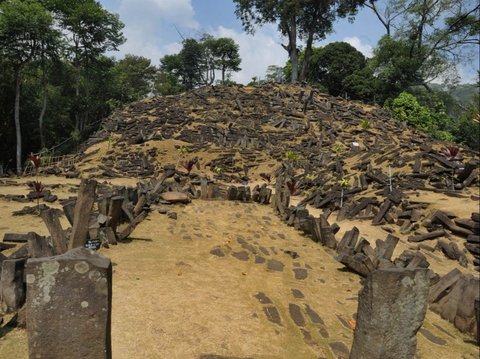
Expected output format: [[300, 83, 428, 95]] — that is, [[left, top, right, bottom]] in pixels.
[[419, 328, 447, 345], [329, 341, 350, 359], [267, 259, 284, 272], [305, 304, 324, 325], [263, 306, 282, 325], [26, 247, 112, 359], [232, 251, 249, 261], [254, 292, 272, 304], [288, 303, 305, 327], [293, 268, 308, 280], [210, 248, 225, 257], [291, 289, 305, 299]]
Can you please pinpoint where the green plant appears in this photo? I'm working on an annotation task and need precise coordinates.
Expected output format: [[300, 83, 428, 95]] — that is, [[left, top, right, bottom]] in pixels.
[[332, 144, 345, 154], [214, 166, 222, 174], [360, 120, 370, 129], [27, 153, 43, 213], [339, 177, 349, 208], [107, 134, 115, 151], [177, 145, 188, 155], [284, 150, 298, 161]]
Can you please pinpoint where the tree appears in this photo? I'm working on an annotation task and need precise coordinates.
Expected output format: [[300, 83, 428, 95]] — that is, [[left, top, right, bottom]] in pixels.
[[112, 55, 156, 103], [265, 65, 286, 82], [153, 72, 182, 96], [233, 0, 364, 83], [308, 42, 366, 96], [48, 0, 125, 131], [159, 35, 242, 90], [0, 0, 59, 173], [208, 37, 241, 84], [366, 0, 479, 87]]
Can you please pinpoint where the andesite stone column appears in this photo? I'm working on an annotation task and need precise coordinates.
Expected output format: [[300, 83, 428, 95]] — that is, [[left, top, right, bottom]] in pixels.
[[350, 268, 429, 359], [26, 247, 112, 359]]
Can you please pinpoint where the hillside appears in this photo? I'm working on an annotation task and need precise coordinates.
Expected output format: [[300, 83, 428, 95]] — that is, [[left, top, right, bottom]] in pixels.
[[0, 83, 479, 358]]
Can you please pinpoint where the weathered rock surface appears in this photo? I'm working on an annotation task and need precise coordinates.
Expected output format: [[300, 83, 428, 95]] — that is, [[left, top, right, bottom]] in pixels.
[[26, 247, 112, 359], [0, 258, 27, 313], [350, 268, 429, 359]]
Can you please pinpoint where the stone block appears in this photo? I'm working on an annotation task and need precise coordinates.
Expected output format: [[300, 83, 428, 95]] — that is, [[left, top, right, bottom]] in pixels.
[[350, 268, 429, 359], [0, 258, 27, 313], [26, 247, 112, 359]]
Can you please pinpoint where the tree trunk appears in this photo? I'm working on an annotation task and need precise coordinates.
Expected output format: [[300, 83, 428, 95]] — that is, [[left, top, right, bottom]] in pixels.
[[14, 67, 22, 174], [222, 67, 225, 84], [75, 73, 80, 131], [38, 77, 48, 149], [300, 30, 315, 82], [286, 15, 298, 84]]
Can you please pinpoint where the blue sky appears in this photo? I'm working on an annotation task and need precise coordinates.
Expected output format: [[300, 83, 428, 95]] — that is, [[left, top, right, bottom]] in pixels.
[[99, 0, 478, 84]]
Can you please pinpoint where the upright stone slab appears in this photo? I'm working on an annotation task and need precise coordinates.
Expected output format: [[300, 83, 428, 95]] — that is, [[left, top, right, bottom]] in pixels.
[[0, 258, 27, 312], [69, 179, 97, 249], [350, 268, 429, 359], [26, 247, 112, 359]]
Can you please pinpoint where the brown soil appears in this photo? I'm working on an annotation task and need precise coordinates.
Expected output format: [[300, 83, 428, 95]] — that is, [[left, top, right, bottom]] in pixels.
[[0, 177, 478, 358]]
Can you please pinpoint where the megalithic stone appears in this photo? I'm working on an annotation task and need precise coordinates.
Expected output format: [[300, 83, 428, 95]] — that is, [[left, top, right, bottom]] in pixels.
[[0, 258, 27, 313], [350, 268, 429, 359], [69, 179, 97, 249], [26, 247, 112, 359]]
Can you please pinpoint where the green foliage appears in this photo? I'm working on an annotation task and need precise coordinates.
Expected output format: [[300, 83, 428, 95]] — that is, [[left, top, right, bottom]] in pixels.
[[233, 0, 364, 83], [360, 120, 370, 129], [284, 150, 298, 160], [308, 42, 366, 97], [385, 92, 456, 142], [159, 35, 241, 91], [111, 54, 156, 103], [332, 144, 345, 153], [154, 72, 182, 96], [339, 178, 350, 188]]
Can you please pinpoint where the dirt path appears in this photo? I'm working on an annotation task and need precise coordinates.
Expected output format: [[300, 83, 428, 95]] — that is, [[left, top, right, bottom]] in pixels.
[[0, 186, 478, 358]]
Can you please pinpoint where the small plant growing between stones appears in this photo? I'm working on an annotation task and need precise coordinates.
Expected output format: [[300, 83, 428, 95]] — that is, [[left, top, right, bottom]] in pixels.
[[286, 178, 299, 195], [440, 146, 461, 190], [181, 158, 197, 175], [214, 166, 222, 175], [107, 134, 115, 151], [284, 150, 298, 161], [260, 173, 272, 184], [441, 146, 460, 161], [339, 177, 349, 208], [27, 153, 44, 213], [360, 120, 370, 129], [332, 144, 345, 154]]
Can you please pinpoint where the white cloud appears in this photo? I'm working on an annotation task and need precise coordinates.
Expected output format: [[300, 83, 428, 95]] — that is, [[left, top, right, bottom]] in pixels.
[[212, 25, 287, 84], [342, 36, 373, 58], [118, 0, 198, 30], [111, 0, 198, 62]]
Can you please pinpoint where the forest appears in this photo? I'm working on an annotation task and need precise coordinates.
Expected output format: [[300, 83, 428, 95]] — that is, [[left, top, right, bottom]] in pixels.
[[0, 0, 478, 175]]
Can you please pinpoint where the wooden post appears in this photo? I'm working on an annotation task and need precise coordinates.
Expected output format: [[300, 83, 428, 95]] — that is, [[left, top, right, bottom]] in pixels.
[[69, 179, 97, 249]]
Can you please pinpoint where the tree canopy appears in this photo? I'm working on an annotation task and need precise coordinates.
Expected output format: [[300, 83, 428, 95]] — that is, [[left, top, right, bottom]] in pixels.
[[233, 0, 365, 83]]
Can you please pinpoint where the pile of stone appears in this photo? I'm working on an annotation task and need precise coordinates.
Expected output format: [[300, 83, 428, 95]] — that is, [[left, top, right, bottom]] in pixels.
[[428, 268, 480, 341], [269, 172, 479, 341]]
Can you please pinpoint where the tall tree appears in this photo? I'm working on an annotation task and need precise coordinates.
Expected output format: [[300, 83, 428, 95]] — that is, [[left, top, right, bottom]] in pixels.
[[0, 0, 59, 173], [205, 37, 242, 84], [308, 42, 366, 96], [233, 0, 364, 83], [367, 0, 479, 87], [48, 0, 125, 132], [112, 54, 156, 103]]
